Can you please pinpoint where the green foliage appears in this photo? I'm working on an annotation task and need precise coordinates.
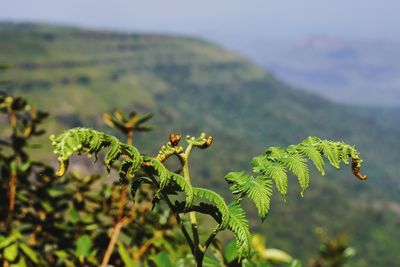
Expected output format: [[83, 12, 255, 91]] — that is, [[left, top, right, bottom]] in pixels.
[[1, 97, 185, 267], [222, 137, 367, 230], [103, 108, 154, 135], [0, 90, 367, 266], [75, 235, 93, 258], [193, 188, 230, 229], [226, 201, 251, 259], [49, 124, 366, 266], [310, 229, 356, 267], [225, 172, 273, 220]]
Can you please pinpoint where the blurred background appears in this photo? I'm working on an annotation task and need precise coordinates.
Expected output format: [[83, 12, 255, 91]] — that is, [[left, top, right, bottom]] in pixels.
[[1, 1, 399, 266]]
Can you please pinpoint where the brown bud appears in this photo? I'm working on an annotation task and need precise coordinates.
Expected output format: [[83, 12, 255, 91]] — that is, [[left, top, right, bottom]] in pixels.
[[352, 158, 367, 180], [169, 133, 181, 146]]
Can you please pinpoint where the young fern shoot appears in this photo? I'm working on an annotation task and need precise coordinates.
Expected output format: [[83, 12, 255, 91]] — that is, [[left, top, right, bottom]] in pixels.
[[50, 126, 366, 267]]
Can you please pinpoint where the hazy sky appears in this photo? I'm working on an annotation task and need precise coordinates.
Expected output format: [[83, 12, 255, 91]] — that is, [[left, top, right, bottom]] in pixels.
[[1, 0, 399, 41]]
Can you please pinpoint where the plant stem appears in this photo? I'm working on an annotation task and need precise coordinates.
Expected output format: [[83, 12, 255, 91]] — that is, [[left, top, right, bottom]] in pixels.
[[181, 144, 205, 266], [126, 130, 133, 146], [204, 227, 219, 251], [133, 230, 164, 261], [100, 220, 124, 267], [100, 207, 143, 267], [7, 170, 17, 226], [101, 132, 136, 267], [147, 174, 195, 251]]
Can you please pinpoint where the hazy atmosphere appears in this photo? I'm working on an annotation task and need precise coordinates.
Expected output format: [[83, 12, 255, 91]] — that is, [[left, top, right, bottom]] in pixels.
[[2, 0, 400, 107], [2, 0, 399, 39]]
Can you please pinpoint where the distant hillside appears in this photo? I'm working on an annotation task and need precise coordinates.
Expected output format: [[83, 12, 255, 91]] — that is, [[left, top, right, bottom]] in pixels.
[[211, 35, 400, 108], [1, 22, 399, 266]]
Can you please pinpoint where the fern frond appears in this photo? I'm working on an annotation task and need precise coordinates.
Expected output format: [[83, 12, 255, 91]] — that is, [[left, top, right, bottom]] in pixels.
[[185, 132, 213, 149], [252, 157, 288, 198], [316, 140, 340, 169], [338, 142, 350, 165], [142, 156, 170, 189], [226, 201, 251, 259], [281, 152, 310, 195], [297, 137, 325, 175], [170, 173, 194, 207], [119, 160, 133, 181], [249, 137, 366, 198], [104, 136, 123, 171], [131, 177, 154, 199], [225, 172, 272, 220], [50, 128, 198, 209], [230, 137, 367, 222], [193, 188, 229, 229]]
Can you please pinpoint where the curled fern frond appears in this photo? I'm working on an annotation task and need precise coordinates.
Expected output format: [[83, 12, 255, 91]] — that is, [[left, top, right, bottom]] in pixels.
[[228, 137, 367, 221], [225, 172, 273, 220], [104, 136, 123, 171], [131, 177, 155, 199], [50, 128, 196, 208], [174, 201, 221, 222], [251, 137, 367, 198], [193, 188, 229, 229], [186, 132, 213, 149], [226, 201, 251, 259], [50, 128, 140, 176], [170, 173, 194, 208], [142, 156, 170, 189]]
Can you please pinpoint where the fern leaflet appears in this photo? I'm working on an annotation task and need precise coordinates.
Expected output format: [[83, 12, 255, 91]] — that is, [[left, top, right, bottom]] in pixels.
[[226, 201, 251, 259]]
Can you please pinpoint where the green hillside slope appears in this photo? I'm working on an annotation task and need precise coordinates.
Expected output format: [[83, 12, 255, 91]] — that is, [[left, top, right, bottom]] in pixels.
[[1, 23, 399, 266]]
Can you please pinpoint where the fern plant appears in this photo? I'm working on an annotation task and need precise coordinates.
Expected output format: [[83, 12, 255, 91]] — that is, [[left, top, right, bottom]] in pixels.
[[50, 124, 366, 266]]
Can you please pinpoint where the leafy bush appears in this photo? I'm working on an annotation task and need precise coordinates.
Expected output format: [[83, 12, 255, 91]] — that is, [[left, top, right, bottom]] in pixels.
[[50, 112, 366, 266], [0, 90, 367, 267]]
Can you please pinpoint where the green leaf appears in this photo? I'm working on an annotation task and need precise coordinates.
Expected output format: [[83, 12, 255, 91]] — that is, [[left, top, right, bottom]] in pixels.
[[245, 137, 366, 201], [203, 255, 220, 267], [281, 153, 310, 195], [104, 136, 122, 170], [194, 188, 230, 228], [130, 177, 154, 199], [262, 161, 288, 198], [224, 240, 238, 263], [242, 260, 258, 267], [0, 233, 20, 249], [226, 201, 251, 259], [143, 157, 170, 189], [225, 172, 272, 220], [48, 188, 68, 197], [151, 251, 174, 267], [287, 259, 302, 267], [10, 257, 27, 267], [75, 235, 93, 258], [54, 250, 69, 259], [298, 138, 325, 175], [40, 200, 54, 212], [4, 242, 18, 261], [68, 207, 80, 224], [318, 141, 340, 169], [117, 242, 138, 267], [170, 173, 194, 207], [19, 243, 40, 264]]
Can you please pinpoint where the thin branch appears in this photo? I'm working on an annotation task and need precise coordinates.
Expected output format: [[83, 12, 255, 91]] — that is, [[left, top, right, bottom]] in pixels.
[[204, 227, 220, 251], [133, 230, 164, 261], [147, 173, 195, 250], [162, 191, 195, 250], [100, 220, 124, 267]]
